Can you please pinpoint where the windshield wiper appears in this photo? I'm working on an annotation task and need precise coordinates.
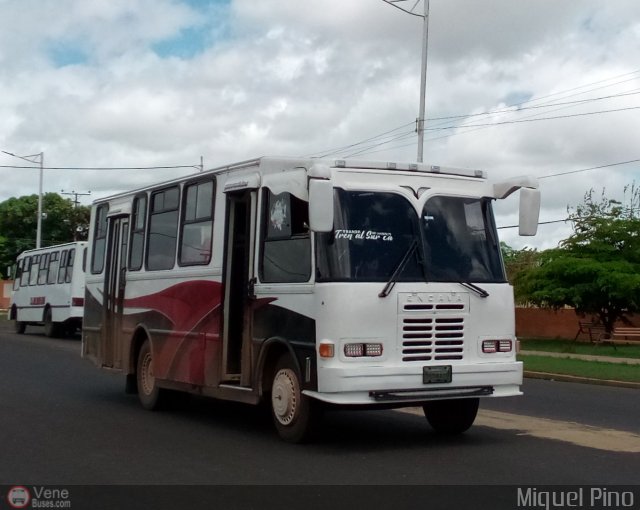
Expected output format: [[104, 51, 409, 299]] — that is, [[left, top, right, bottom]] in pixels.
[[458, 281, 489, 298], [379, 239, 418, 298]]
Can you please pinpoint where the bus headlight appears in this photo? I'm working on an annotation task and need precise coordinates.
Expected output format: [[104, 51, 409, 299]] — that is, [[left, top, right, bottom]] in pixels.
[[482, 339, 513, 353], [344, 343, 383, 357]]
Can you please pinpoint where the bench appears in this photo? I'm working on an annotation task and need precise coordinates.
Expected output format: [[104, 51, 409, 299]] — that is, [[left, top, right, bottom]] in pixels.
[[599, 327, 640, 345], [574, 321, 606, 342]]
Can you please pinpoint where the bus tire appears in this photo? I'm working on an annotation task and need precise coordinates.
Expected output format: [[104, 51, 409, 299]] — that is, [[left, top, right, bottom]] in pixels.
[[136, 339, 166, 411], [270, 354, 321, 443], [43, 308, 59, 338], [15, 321, 26, 334], [422, 397, 479, 435]]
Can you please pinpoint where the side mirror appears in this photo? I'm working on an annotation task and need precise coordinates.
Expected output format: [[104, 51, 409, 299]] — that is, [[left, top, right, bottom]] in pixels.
[[519, 188, 541, 236], [308, 179, 334, 232]]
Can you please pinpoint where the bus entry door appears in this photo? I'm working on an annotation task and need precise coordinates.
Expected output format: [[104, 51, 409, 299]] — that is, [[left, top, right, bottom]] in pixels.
[[102, 216, 129, 369], [222, 189, 256, 385]]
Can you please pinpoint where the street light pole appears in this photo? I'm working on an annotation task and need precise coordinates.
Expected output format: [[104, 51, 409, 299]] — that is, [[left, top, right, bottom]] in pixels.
[[417, 0, 430, 163], [1, 150, 44, 248], [382, 0, 431, 162]]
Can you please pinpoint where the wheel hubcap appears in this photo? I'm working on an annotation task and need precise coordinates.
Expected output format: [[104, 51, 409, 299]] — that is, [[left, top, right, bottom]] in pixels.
[[272, 368, 298, 425], [140, 352, 155, 396]]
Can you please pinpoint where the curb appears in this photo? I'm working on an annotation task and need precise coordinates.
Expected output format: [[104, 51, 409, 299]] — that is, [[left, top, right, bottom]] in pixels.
[[524, 370, 640, 390]]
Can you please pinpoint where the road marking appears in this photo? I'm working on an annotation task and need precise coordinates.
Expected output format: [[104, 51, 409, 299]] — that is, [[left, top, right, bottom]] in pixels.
[[401, 408, 640, 453]]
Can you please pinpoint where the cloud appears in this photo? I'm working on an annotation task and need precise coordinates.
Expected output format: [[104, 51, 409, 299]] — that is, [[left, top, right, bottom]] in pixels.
[[1, 0, 639, 251]]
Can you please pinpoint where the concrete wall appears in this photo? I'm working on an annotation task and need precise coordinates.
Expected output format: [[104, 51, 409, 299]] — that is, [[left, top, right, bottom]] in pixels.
[[1, 281, 13, 309]]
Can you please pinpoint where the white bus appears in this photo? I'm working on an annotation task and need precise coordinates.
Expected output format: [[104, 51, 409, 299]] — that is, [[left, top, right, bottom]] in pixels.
[[10, 241, 87, 337], [82, 157, 540, 442]]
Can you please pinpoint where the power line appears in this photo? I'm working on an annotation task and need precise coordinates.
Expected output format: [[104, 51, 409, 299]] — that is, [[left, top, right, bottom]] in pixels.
[[329, 69, 640, 158], [427, 89, 640, 122], [0, 164, 201, 171], [540, 159, 640, 179], [423, 105, 640, 131], [306, 121, 416, 158]]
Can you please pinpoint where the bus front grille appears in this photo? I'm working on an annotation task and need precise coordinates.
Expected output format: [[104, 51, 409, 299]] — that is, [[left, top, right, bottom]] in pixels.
[[401, 315, 465, 362]]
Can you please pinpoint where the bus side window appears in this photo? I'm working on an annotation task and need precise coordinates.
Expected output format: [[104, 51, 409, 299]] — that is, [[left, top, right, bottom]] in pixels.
[[259, 190, 311, 283], [29, 255, 40, 286], [65, 249, 75, 283], [147, 186, 179, 271], [38, 253, 50, 285], [20, 257, 30, 286], [129, 194, 147, 271], [47, 252, 60, 284], [13, 259, 23, 290], [91, 204, 109, 274], [179, 179, 214, 266], [58, 250, 69, 284]]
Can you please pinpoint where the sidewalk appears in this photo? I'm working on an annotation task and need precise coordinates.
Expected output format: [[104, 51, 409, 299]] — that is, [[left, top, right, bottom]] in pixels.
[[520, 349, 640, 389]]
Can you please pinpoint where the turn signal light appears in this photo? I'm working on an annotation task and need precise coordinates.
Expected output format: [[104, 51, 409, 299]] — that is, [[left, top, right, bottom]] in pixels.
[[72, 297, 84, 307], [319, 342, 335, 358]]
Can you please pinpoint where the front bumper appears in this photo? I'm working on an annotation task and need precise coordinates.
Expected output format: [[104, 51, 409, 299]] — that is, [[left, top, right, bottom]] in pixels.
[[305, 361, 523, 405]]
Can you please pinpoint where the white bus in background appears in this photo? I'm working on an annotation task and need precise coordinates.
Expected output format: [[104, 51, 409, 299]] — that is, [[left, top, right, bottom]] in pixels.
[[10, 241, 87, 337], [82, 157, 540, 443]]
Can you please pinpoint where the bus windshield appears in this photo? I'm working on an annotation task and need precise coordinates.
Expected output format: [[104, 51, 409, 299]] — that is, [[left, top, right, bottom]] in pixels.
[[315, 189, 505, 284]]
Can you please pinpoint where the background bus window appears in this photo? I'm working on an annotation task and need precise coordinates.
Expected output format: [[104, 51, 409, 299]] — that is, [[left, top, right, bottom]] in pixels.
[[179, 179, 214, 266], [58, 250, 69, 284], [20, 257, 30, 286], [260, 190, 311, 283], [129, 194, 147, 271], [37, 253, 50, 285], [91, 204, 109, 274], [13, 259, 23, 290], [47, 252, 60, 284], [29, 255, 40, 286], [147, 186, 179, 271], [64, 249, 75, 283]]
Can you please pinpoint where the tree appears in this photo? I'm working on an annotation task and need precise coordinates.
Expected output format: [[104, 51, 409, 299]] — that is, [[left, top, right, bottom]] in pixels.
[[500, 242, 539, 285], [0, 193, 90, 278], [516, 186, 640, 333]]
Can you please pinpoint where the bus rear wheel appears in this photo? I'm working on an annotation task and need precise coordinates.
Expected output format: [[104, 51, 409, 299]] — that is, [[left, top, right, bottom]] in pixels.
[[43, 308, 60, 338], [270, 354, 321, 443], [14, 321, 26, 334], [422, 397, 479, 435], [136, 339, 167, 410]]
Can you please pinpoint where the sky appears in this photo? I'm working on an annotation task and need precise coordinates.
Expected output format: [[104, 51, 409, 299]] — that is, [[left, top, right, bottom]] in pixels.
[[1, 0, 639, 250]]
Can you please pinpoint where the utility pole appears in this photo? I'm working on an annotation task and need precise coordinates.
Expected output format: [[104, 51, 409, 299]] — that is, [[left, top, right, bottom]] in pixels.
[[2, 150, 44, 248], [61, 190, 91, 208]]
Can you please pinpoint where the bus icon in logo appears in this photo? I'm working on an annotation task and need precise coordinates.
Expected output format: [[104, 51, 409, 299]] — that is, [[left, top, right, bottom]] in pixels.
[[7, 486, 31, 509]]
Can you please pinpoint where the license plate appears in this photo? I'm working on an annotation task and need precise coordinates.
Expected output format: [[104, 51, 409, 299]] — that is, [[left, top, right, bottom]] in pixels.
[[423, 365, 452, 384]]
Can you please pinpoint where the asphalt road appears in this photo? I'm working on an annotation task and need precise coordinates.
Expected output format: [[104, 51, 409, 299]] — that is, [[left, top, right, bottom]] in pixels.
[[1, 320, 639, 488]]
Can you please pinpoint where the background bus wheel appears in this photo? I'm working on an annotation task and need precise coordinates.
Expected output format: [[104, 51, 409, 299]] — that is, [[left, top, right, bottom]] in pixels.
[[270, 354, 321, 443], [43, 308, 59, 338], [136, 339, 166, 410], [422, 398, 479, 434], [14, 321, 26, 334]]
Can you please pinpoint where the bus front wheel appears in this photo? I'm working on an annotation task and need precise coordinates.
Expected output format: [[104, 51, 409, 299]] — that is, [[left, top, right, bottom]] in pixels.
[[136, 339, 166, 410], [270, 354, 321, 443], [422, 397, 479, 434]]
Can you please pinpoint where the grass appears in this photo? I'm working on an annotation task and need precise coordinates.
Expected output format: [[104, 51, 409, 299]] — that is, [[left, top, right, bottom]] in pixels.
[[519, 354, 640, 383], [520, 338, 640, 359]]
